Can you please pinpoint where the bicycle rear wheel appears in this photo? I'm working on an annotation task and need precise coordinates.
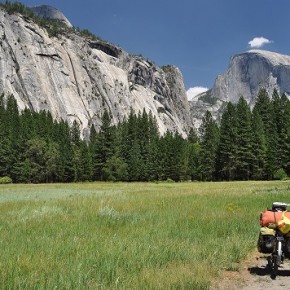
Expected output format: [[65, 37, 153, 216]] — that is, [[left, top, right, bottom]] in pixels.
[[271, 255, 279, 279], [271, 240, 282, 279]]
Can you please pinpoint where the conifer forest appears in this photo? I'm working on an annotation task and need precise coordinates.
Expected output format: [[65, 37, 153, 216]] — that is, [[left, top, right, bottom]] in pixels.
[[0, 88, 289, 183]]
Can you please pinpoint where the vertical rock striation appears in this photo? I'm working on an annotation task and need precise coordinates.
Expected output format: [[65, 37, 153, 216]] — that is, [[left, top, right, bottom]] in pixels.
[[0, 7, 193, 138]]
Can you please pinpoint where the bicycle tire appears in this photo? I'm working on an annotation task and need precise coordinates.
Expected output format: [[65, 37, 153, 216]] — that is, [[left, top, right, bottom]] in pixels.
[[271, 240, 282, 279], [271, 255, 278, 279]]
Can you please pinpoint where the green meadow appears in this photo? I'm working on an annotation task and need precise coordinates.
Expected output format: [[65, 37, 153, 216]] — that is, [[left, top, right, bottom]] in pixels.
[[0, 181, 289, 289]]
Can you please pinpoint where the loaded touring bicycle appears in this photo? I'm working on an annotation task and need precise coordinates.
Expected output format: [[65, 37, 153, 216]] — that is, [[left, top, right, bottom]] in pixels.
[[258, 202, 290, 279]]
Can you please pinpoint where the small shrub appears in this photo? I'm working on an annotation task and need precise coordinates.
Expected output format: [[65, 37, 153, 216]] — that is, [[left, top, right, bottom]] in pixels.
[[273, 168, 288, 180], [0, 176, 13, 184]]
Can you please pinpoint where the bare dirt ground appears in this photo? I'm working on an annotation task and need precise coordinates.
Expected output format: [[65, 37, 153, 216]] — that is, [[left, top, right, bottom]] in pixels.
[[214, 249, 290, 290]]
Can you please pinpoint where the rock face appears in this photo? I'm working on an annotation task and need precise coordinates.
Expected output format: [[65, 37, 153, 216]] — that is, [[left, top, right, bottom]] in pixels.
[[212, 50, 290, 105], [30, 5, 73, 28], [189, 89, 226, 128], [190, 50, 290, 122], [0, 7, 193, 138], [5, 5, 289, 135]]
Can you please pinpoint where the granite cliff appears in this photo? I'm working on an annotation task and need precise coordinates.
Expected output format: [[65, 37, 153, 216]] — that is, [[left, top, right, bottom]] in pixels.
[[0, 5, 193, 138], [212, 49, 290, 104], [2, 4, 290, 135], [191, 49, 290, 123]]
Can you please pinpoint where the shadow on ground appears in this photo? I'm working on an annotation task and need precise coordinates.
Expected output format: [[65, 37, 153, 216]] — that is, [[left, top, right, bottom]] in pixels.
[[248, 266, 270, 276], [248, 258, 290, 279]]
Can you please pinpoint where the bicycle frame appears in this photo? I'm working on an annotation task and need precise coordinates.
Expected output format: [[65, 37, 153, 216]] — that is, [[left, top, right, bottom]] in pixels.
[[268, 229, 285, 279]]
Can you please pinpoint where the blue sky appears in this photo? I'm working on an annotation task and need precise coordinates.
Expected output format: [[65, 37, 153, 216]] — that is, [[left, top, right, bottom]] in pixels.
[[7, 0, 290, 98]]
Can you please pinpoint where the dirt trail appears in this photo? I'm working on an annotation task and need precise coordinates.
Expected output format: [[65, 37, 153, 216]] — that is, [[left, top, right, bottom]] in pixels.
[[214, 250, 290, 290]]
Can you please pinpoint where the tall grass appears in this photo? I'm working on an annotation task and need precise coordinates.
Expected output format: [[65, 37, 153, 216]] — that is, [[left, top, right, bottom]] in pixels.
[[0, 181, 289, 289]]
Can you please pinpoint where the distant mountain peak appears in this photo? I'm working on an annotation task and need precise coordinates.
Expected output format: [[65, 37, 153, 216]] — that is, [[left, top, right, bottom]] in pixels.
[[30, 5, 72, 27], [218, 49, 290, 102], [189, 49, 290, 127], [244, 49, 290, 66]]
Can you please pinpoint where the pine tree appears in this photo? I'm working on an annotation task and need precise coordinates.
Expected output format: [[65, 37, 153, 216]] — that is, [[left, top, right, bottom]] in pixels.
[[235, 97, 253, 180], [187, 141, 201, 181], [0, 94, 10, 177], [251, 108, 267, 179], [103, 155, 128, 181], [199, 111, 219, 181], [278, 93, 290, 175], [45, 140, 60, 183], [158, 131, 185, 181], [127, 140, 142, 181], [271, 89, 282, 169], [127, 109, 160, 181], [20, 108, 34, 140], [187, 127, 199, 144], [88, 124, 98, 181], [24, 138, 48, 183], [145, 111, 160, 181], [253, 89, 277, 179], [70, 119, 87, 181], [71, 120, 81, 147], [135, 110, 149, 180], [147, 135, 160, 181], [119, 109, 142, 181], [55, 120, 74, 182], [73, 140, 92, 182], [178, 138, 193, 181], [70, 120, 81, 181], [5, 95, 22, 181], [94, 109, 115, 180], [217, 102, 238, 180]]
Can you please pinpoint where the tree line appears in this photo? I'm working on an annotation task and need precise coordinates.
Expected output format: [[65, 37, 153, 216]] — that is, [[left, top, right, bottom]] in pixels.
[[0, 88, 289, 183]]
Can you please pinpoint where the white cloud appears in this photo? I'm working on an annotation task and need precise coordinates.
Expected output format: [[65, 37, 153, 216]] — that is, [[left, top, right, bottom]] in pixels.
[[248, 37, 273, 48], [186, 86, 208, 101]]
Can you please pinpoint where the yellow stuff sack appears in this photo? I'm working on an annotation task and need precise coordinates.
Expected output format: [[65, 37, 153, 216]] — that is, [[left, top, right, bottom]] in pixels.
[[277, 212, 290, 234], [260, 226, 275, 236]]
